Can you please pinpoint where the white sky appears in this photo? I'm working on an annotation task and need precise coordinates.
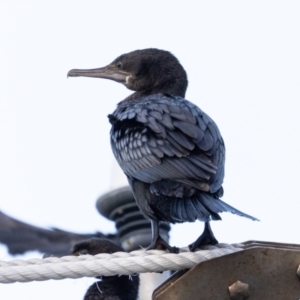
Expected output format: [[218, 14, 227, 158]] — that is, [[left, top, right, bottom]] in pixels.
[[0, 1, 300, 299]]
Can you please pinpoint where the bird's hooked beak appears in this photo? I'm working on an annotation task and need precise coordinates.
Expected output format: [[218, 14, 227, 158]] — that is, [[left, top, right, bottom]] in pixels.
[[67, 65, 130, 84]]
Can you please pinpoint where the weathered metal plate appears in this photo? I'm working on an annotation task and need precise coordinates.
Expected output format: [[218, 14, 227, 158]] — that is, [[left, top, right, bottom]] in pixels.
[[153, 244, 300, 300], [242, 240, 300, 251]]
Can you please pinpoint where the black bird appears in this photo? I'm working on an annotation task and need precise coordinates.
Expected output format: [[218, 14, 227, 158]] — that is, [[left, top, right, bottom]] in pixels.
[[71, 238, 139, 300], [68, 48, 258, 252]]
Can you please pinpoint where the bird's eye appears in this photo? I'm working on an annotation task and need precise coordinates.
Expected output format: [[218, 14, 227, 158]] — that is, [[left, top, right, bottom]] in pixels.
[[116, 62, 122, 69]]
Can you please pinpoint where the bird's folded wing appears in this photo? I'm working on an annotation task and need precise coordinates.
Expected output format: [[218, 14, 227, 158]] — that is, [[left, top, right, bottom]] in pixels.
[[110, 95, 224, 184]]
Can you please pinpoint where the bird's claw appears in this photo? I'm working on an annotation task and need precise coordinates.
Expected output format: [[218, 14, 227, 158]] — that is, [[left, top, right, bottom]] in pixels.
[[188, 233, 218, 251], [146, 236, 179, 253]]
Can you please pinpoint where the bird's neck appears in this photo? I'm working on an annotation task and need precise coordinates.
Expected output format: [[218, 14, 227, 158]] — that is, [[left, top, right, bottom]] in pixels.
[[123, 90, 154, 101], [123, 85, 186, 102]]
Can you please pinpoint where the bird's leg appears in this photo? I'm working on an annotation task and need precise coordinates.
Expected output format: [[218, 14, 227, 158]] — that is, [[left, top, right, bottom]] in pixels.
[[146, 219, 179, 253], [189, 222, 218, 251]]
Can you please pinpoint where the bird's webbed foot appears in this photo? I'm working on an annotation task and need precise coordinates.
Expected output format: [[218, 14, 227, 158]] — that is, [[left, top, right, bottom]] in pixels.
[[146, 235, 179, 253], [189, 222, 218, 252], [148, 219, 179, 253]]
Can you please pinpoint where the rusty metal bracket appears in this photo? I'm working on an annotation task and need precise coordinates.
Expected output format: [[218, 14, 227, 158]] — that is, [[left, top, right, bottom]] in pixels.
[[152, 241, 300, 300]]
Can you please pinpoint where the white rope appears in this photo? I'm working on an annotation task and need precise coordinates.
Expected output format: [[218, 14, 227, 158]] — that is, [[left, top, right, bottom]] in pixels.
[[0, 243, 243, 284]]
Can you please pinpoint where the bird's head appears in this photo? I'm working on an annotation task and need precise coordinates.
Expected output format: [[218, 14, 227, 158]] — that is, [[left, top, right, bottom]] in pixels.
[[71, 238, 123, 256], [68, 48, 188, 100]]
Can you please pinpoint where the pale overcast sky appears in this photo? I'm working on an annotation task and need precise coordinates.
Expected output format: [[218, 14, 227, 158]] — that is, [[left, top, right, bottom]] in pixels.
[[0, 1, 300, 299]]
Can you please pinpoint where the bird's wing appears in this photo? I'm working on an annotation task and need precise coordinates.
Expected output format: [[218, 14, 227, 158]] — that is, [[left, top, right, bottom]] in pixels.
[[0, 210, 114, 256], [110, 94, 224, 189]]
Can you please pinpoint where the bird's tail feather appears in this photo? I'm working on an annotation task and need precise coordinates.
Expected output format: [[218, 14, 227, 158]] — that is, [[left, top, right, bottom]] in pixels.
[[171, 193, 259, 223]]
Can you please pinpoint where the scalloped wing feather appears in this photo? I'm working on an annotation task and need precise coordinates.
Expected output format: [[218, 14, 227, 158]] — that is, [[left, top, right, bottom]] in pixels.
[[110, 94, 224, 190]]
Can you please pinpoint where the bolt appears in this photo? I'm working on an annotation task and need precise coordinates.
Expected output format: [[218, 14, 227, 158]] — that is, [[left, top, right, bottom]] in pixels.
[[228, 280, 250, 300], [297, 264, 300, 279]]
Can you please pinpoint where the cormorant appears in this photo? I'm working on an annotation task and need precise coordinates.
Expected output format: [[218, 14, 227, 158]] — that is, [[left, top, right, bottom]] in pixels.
[[71, 238, 139, 300], [68, 48, 258, 252]]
